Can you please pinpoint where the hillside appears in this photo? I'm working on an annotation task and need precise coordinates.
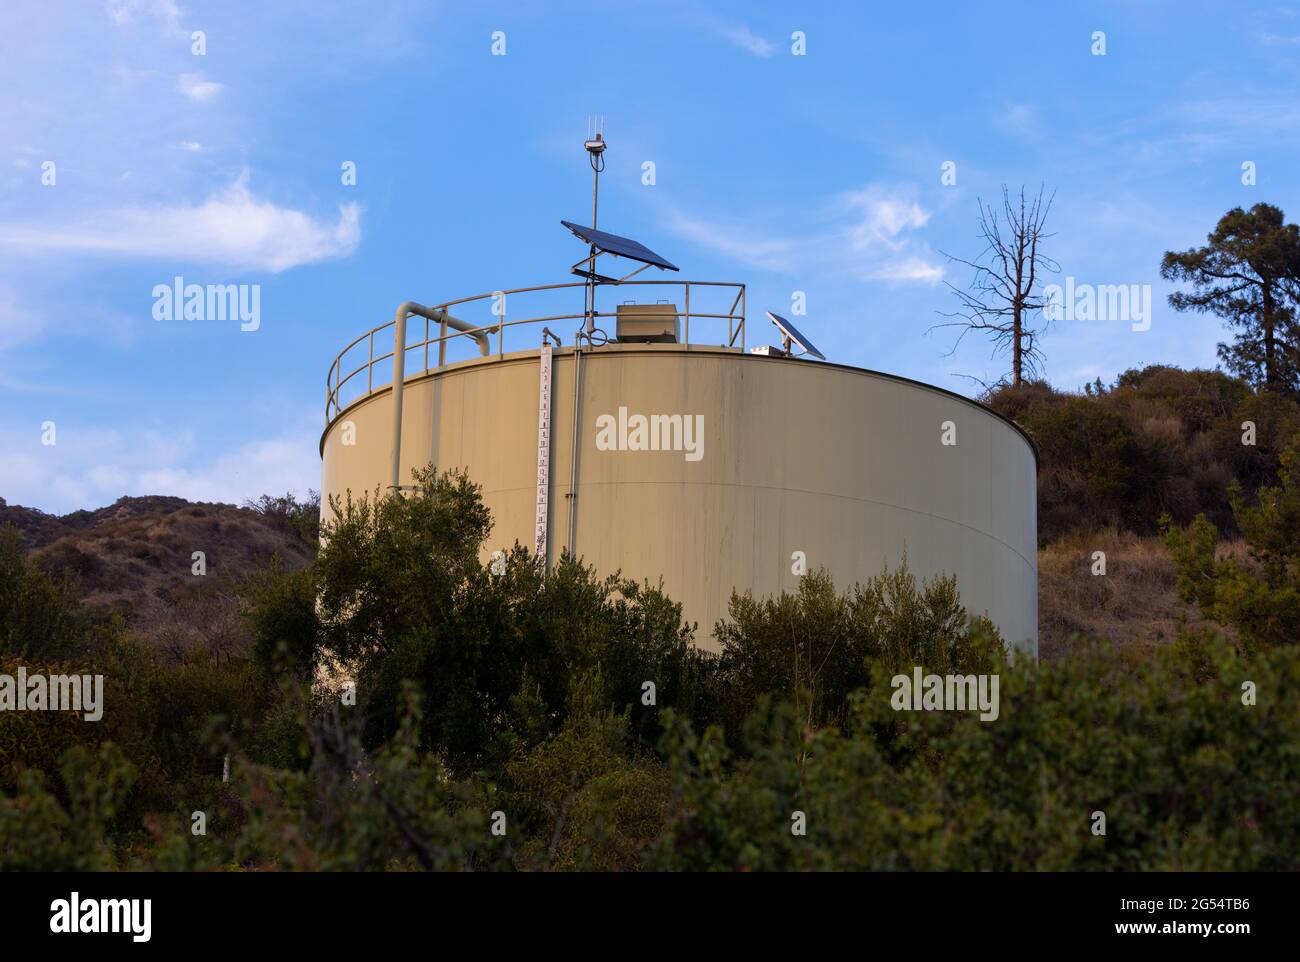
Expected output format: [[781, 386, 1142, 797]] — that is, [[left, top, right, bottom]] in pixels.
[[986, 364, 1296, 657], [1036, 530, 1241, 660], [0, 494, 315, 658]]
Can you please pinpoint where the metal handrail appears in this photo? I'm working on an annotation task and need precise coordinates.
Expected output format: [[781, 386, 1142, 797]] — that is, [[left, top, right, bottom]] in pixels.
[[325, 279, 746, 426]]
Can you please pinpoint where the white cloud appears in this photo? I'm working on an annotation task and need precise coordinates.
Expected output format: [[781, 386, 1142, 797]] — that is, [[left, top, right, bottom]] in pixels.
[[661, 185, 941, 284], [871, 257, 944, 284], [174, 140, 202, 152], [997, 103, 1036, 137], [1177, 97, 1300, 135], [716, 22, 775, 57], [0, 170, 362, 272], [105, 0, 182, 31], [136, 435, 317, 504], [697, 15, 775, 56], [843, 190, 931, 251], [176, 72, 224, 102], [0, 416, 320, 514], [0, 285, 44, 351], [663, 209, 799, 272]]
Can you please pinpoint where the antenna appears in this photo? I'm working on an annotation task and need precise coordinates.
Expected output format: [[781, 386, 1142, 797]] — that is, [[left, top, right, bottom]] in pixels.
[[580, 119, 608, 341], [564, 120, 679, 346], [584, 118, 606, 229]]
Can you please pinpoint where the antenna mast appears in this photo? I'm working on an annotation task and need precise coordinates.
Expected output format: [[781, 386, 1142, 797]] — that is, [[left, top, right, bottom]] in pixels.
[[582, 116, 606, 342]]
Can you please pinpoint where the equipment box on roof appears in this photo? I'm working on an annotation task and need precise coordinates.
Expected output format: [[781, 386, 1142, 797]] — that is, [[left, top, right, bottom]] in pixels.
[[616, 302, 680, 343]]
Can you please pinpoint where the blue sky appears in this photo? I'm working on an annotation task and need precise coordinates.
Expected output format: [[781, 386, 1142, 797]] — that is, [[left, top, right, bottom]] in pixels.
[[3, 0, 1299, 513]]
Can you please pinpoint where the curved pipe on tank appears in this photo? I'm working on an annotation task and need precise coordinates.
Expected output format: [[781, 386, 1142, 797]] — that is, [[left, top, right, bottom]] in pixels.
[[390, 301, 492, 493]]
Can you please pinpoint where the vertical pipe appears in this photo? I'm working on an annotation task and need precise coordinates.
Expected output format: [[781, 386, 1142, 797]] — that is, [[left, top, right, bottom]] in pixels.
[[390, 309, 407, 493], [567, 346, 583, 556], [388, 301, 488, 497]]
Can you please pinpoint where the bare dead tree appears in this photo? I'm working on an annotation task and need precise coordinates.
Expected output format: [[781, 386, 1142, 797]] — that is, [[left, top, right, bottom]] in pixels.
[[932, 185, 1059, 387]]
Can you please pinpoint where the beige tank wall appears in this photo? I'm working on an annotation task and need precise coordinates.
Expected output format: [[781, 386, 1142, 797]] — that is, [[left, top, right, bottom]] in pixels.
[[321, 345, 1038, 655]]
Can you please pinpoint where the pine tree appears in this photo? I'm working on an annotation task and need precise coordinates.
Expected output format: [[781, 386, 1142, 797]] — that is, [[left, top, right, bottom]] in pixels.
[[1162, 203, 1300, 392]]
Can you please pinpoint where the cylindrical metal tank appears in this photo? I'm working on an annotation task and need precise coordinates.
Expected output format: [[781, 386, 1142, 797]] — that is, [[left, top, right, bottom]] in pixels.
[[321, 342, 1038, 655]]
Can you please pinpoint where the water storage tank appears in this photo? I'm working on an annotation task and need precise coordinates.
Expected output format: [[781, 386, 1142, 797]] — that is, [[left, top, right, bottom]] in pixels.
[[321, 329, 1038, 656]]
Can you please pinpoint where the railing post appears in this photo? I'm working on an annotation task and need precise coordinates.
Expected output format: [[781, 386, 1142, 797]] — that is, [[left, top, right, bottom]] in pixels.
[[741, 286, 746, 352], [424, 317, 429, 373], [684, 282, 690, 348], [439, 317, 447, 367], [367, 332, 373, 393]]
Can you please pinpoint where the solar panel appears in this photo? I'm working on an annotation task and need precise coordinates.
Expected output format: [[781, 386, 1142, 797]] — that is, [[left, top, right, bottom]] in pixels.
[[561, 220, 679, 272], [765, 311, 825, 360]]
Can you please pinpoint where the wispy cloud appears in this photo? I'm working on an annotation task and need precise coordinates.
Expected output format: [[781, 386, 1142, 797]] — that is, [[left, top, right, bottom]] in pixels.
[[176, 72, 224, 102], [0, 415, 320, 513], [0, 170, 362, 272], [996, 102, 1036, 137], [843, 189, 931, 251], [0, 284, 44, 352], [871, 257, 944, 283], [1177, 96, 1300, 135], [661, 185, 943, 285], [662, 208, 799, 272], [104, 0, 182, 31], [704, 17, 775, 57]]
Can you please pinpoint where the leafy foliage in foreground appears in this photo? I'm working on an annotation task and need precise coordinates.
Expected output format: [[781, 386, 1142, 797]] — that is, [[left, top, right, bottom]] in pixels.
[[1, 464, 1294, 871], [654, 635, 1298, 870], [1164, 434, 1300, 653]]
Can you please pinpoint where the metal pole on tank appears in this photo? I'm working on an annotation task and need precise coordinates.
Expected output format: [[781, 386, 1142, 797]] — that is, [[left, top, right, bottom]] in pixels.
[[583, 116, 605, 342], [570, 118, 604, 555]]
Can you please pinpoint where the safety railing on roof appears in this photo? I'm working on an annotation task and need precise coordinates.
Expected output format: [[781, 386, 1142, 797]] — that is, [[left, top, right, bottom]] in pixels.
[[325, 279, 746, 427]]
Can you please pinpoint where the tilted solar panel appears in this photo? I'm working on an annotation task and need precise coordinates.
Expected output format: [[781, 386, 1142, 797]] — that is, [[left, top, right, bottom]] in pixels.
[[561, 220, 679, 271], [766, 311, 826, 360]]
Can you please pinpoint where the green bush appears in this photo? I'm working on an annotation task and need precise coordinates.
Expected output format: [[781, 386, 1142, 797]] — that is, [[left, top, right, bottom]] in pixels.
[[0, 525, 93, 661], [711, 565, 1003, 742], [0, 744, 136, 871], [4, 457, 1295, 872], [986, 366, 1300, 541], [313, 467, 708, 774], [1165, 433, 1300, 652], [651, 636, 1300, 870], [240, 555, 318, 680]]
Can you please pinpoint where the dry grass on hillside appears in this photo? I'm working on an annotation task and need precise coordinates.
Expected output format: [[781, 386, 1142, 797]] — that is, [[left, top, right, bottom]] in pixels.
[[1037, 529, 1242, 661], [3, 496, 315, 662]]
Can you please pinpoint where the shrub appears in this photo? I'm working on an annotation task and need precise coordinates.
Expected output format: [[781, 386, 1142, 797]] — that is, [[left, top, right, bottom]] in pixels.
[[0, 525, 92, 661], [651, 636, 1300, 871], [711, 564, 1003, 741], [987, 367, 1300, 542], [1164, 433, 1300, 652]]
